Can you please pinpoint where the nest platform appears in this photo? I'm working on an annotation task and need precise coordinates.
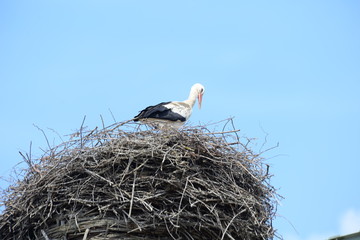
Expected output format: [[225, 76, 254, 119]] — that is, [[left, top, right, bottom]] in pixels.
[[0, 121, 278, 240]]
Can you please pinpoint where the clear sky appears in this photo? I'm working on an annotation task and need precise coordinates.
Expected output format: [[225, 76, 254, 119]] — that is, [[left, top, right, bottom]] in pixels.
[[1, 1, 360, 239]]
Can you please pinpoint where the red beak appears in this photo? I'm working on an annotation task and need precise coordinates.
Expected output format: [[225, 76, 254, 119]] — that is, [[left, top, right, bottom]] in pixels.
[[198, 93, 203, 109]]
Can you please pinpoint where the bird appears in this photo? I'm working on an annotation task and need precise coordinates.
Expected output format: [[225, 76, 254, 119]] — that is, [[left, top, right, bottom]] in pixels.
[[134, 83, 205, 128]]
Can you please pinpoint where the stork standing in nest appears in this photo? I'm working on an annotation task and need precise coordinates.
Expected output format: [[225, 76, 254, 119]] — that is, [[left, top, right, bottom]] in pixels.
[[134, 83, 205, 129]]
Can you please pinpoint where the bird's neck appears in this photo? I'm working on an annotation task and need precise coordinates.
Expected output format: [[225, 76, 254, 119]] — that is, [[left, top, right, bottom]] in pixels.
[[183, 89, 197, 107]]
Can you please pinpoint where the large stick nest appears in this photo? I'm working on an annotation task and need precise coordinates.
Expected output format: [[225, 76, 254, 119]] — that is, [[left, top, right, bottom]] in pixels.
[[0, 121, 279, 240]]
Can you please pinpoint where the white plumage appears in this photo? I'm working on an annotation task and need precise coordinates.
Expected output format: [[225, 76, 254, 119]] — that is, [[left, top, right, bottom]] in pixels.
[[134, 83, 205, 128]]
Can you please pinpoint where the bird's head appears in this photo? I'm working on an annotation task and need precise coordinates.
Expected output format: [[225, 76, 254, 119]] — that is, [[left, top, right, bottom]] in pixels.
[[192, 83, 205, 109]]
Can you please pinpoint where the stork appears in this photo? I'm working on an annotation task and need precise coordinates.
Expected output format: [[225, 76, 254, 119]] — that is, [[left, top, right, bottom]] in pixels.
[[134, 83, 205, 128]]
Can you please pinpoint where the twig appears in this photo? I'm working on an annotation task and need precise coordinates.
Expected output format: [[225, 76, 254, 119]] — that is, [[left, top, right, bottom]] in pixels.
[[128, 170, 137, 218], [100, 114, 105, 129], [83, 228, 90, 240], [201, 129, 240, 135], [229, 118, 240, 145], [80, 115, 86, 149], [107, 119, 135, 132], [108, 108, 117, 123], [34, 124, 52, 151], [40, 230, 50, 240], [220, 210, 245, 240], [176, 175, 190, 229], [84, 168, 114, 187]]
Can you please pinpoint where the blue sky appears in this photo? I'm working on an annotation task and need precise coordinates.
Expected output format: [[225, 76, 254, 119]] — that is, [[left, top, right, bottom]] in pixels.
[[1, 1, 360, 239]]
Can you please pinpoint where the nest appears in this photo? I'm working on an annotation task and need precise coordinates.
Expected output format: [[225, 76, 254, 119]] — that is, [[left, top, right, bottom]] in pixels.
[[0, 121, 278, 240]]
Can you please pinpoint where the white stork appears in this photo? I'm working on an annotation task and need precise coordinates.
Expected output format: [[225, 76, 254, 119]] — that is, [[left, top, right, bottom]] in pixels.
[[134, 83, 205, 128]]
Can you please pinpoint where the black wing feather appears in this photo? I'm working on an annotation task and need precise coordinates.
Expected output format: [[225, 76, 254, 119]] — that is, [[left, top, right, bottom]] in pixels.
[[134, 101, 186, 122]]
